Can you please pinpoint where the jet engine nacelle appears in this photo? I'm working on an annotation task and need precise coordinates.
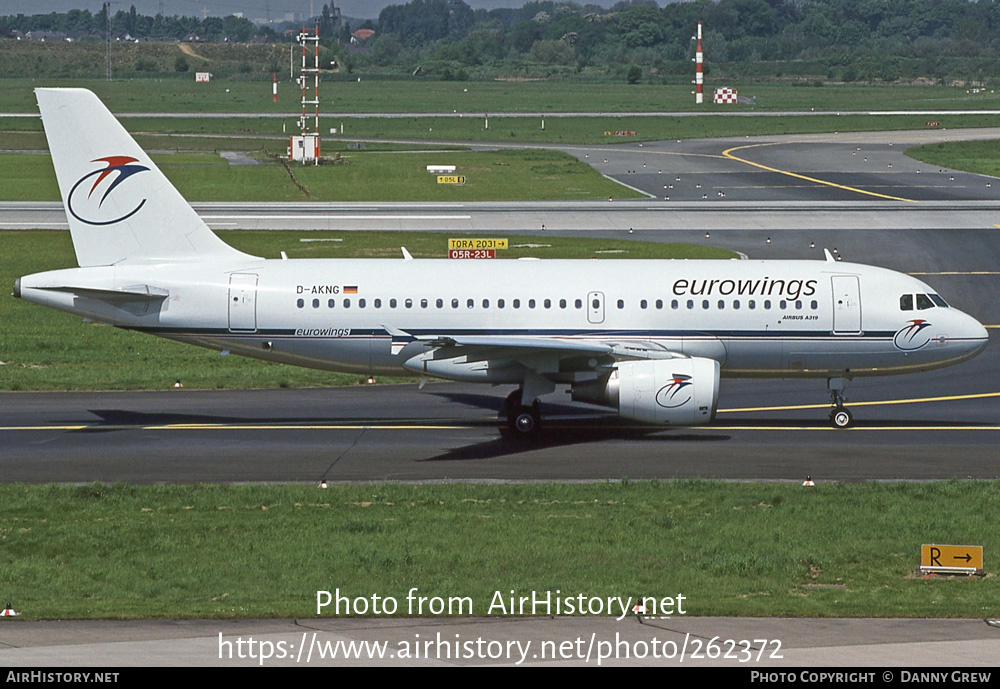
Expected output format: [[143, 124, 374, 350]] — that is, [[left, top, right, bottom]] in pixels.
[[573, 357, 720, 426]]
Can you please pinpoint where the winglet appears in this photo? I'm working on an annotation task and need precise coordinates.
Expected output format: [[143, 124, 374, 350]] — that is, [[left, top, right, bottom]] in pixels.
[[401, 247, 413, 261], [824, 248, 835, 262]]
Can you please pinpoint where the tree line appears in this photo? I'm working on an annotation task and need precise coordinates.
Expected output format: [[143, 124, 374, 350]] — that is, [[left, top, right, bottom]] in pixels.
[[6, 0, 1000, 84], [0, 6, 270, 43]]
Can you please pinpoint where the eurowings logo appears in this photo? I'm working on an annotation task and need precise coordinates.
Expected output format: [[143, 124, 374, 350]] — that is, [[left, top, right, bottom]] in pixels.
[[893, 319, 933, 351], [655, 374, 693, 408], [67, 156, 150, 226]]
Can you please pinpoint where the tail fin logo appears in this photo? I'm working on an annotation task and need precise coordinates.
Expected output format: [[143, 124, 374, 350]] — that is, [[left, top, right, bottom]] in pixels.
[[67, 156, 150, 226]]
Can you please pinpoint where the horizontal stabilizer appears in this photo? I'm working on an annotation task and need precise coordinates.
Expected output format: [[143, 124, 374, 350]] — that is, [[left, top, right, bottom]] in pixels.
[[33, 283, 169, 303]]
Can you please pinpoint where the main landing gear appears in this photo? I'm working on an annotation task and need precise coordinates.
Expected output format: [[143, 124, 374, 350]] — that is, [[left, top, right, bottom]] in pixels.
[[504, 390, 541, 437], [827, 377, 853, 429]]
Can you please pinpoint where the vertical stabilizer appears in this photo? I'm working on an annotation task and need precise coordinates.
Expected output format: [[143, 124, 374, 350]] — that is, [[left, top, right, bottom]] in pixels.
[[36, 88, 256, 267]]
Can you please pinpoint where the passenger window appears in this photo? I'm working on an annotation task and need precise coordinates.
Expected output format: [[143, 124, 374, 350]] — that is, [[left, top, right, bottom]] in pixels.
[[452, 299, 459, 309], [374, 299, 382, 309], [343, 299, 350, 308], [779, 300, 787, 309], [733, 300, 740, 310], [670, 300, 678, 310], [405, 299, 412, 309], [795, 300, 802, 309], [544, 299, 551, 309], [514, 299, 521, 309], [559, 299, 566, 309], [687, 300, 694, 309], [467, 299, 474, 309], [529, 299, 536, 309], [575, 299, 582, 309], [390, 298, 397, 308], [916, 294, 934, 310], [359, 299, 366, 308], [312, 298, 320, 308], [328, 299, 335, 308], [296, 298, 304, 308], [499, 299, 505, 309], [483, 299, 489, 308], [436, 299, 443, 308], [640, 299, 648, 309], [900, 294, 913, 311], [702, 300, 709, 309], [717, 300, 725, 310], [420, 299, 427, 308], [749, 300, 756, 309]]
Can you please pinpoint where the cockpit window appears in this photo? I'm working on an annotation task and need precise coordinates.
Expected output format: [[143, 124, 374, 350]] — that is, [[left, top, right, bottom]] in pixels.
[[900, 294, 913, 311], [916, 293, 935, 310], [929, 294, 949, 308]]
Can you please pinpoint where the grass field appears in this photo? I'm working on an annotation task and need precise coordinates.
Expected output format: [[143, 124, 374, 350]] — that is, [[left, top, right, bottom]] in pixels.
[[4, 481, 997, 619], [907, 139, 1000, 177], [4, 77, 1000, 114], [0, 148, 644, 202], [2, 230, 734, 391]]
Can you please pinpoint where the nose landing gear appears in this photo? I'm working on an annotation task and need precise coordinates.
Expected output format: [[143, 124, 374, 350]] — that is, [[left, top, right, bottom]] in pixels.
[[828, 377, 853, 428]]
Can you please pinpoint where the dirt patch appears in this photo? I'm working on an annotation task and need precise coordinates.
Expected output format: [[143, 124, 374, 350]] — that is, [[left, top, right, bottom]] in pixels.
[[178, 43, 210, 62]]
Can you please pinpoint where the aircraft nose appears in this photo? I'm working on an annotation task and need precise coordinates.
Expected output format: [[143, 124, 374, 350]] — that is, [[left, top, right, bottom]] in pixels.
[[960, 313, 989, 358]]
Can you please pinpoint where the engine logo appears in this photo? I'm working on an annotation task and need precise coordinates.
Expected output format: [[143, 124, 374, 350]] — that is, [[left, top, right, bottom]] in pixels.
[[656, 374, 693, 408], [67, 155, 150, 226]]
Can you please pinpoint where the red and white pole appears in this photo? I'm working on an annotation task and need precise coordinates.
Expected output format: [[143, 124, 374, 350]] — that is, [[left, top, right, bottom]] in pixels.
[[272, 73, 277, 102], [695, 21, 704, 104]]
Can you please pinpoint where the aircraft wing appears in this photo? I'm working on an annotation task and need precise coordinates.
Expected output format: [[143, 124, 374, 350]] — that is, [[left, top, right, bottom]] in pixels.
[[391, 327, 686, 367]]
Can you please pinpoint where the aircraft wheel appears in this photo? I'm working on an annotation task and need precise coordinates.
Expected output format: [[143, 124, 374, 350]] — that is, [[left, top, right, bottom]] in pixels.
[[506, 400, 541, 438], [830, 407, 853, 429], [513, 409, 537, 434]]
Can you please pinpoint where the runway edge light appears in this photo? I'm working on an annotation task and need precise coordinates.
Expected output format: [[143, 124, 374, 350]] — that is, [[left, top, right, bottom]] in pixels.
[[1, 603, 21, 617]]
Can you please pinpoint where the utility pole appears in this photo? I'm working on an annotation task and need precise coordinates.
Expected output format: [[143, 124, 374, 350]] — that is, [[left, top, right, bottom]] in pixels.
[[104, 2, 112, 81]]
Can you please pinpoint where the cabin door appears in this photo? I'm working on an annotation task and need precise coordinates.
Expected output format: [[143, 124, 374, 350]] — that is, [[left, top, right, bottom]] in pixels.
[[831, 275, 862, 335], [228, 273, 259, 333]]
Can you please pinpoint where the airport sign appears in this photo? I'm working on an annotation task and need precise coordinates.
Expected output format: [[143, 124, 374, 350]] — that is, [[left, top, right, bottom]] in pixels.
[[920, 544, 983, 575]]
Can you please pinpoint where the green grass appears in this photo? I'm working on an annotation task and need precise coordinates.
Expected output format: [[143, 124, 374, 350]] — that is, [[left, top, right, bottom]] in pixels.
[[1, 231, 734, 391], [5, 77, 1000, 114], [0, 149, 642, 202], [907, 139, 1000, 177], [7, 110, 999, 150], [3, 481, 998, 619]]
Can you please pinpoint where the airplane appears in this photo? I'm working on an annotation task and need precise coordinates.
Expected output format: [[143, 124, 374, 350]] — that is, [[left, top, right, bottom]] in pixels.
[[12, 88, 990, 437]]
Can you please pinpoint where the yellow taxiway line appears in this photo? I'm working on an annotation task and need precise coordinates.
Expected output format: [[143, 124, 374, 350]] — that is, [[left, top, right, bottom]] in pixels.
[[719, 391, 1000, 414], [721, 142, 917, 202]]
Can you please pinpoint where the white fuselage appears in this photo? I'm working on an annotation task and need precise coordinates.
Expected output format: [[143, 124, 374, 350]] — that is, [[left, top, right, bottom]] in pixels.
[[17, 257, 989, 383]]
